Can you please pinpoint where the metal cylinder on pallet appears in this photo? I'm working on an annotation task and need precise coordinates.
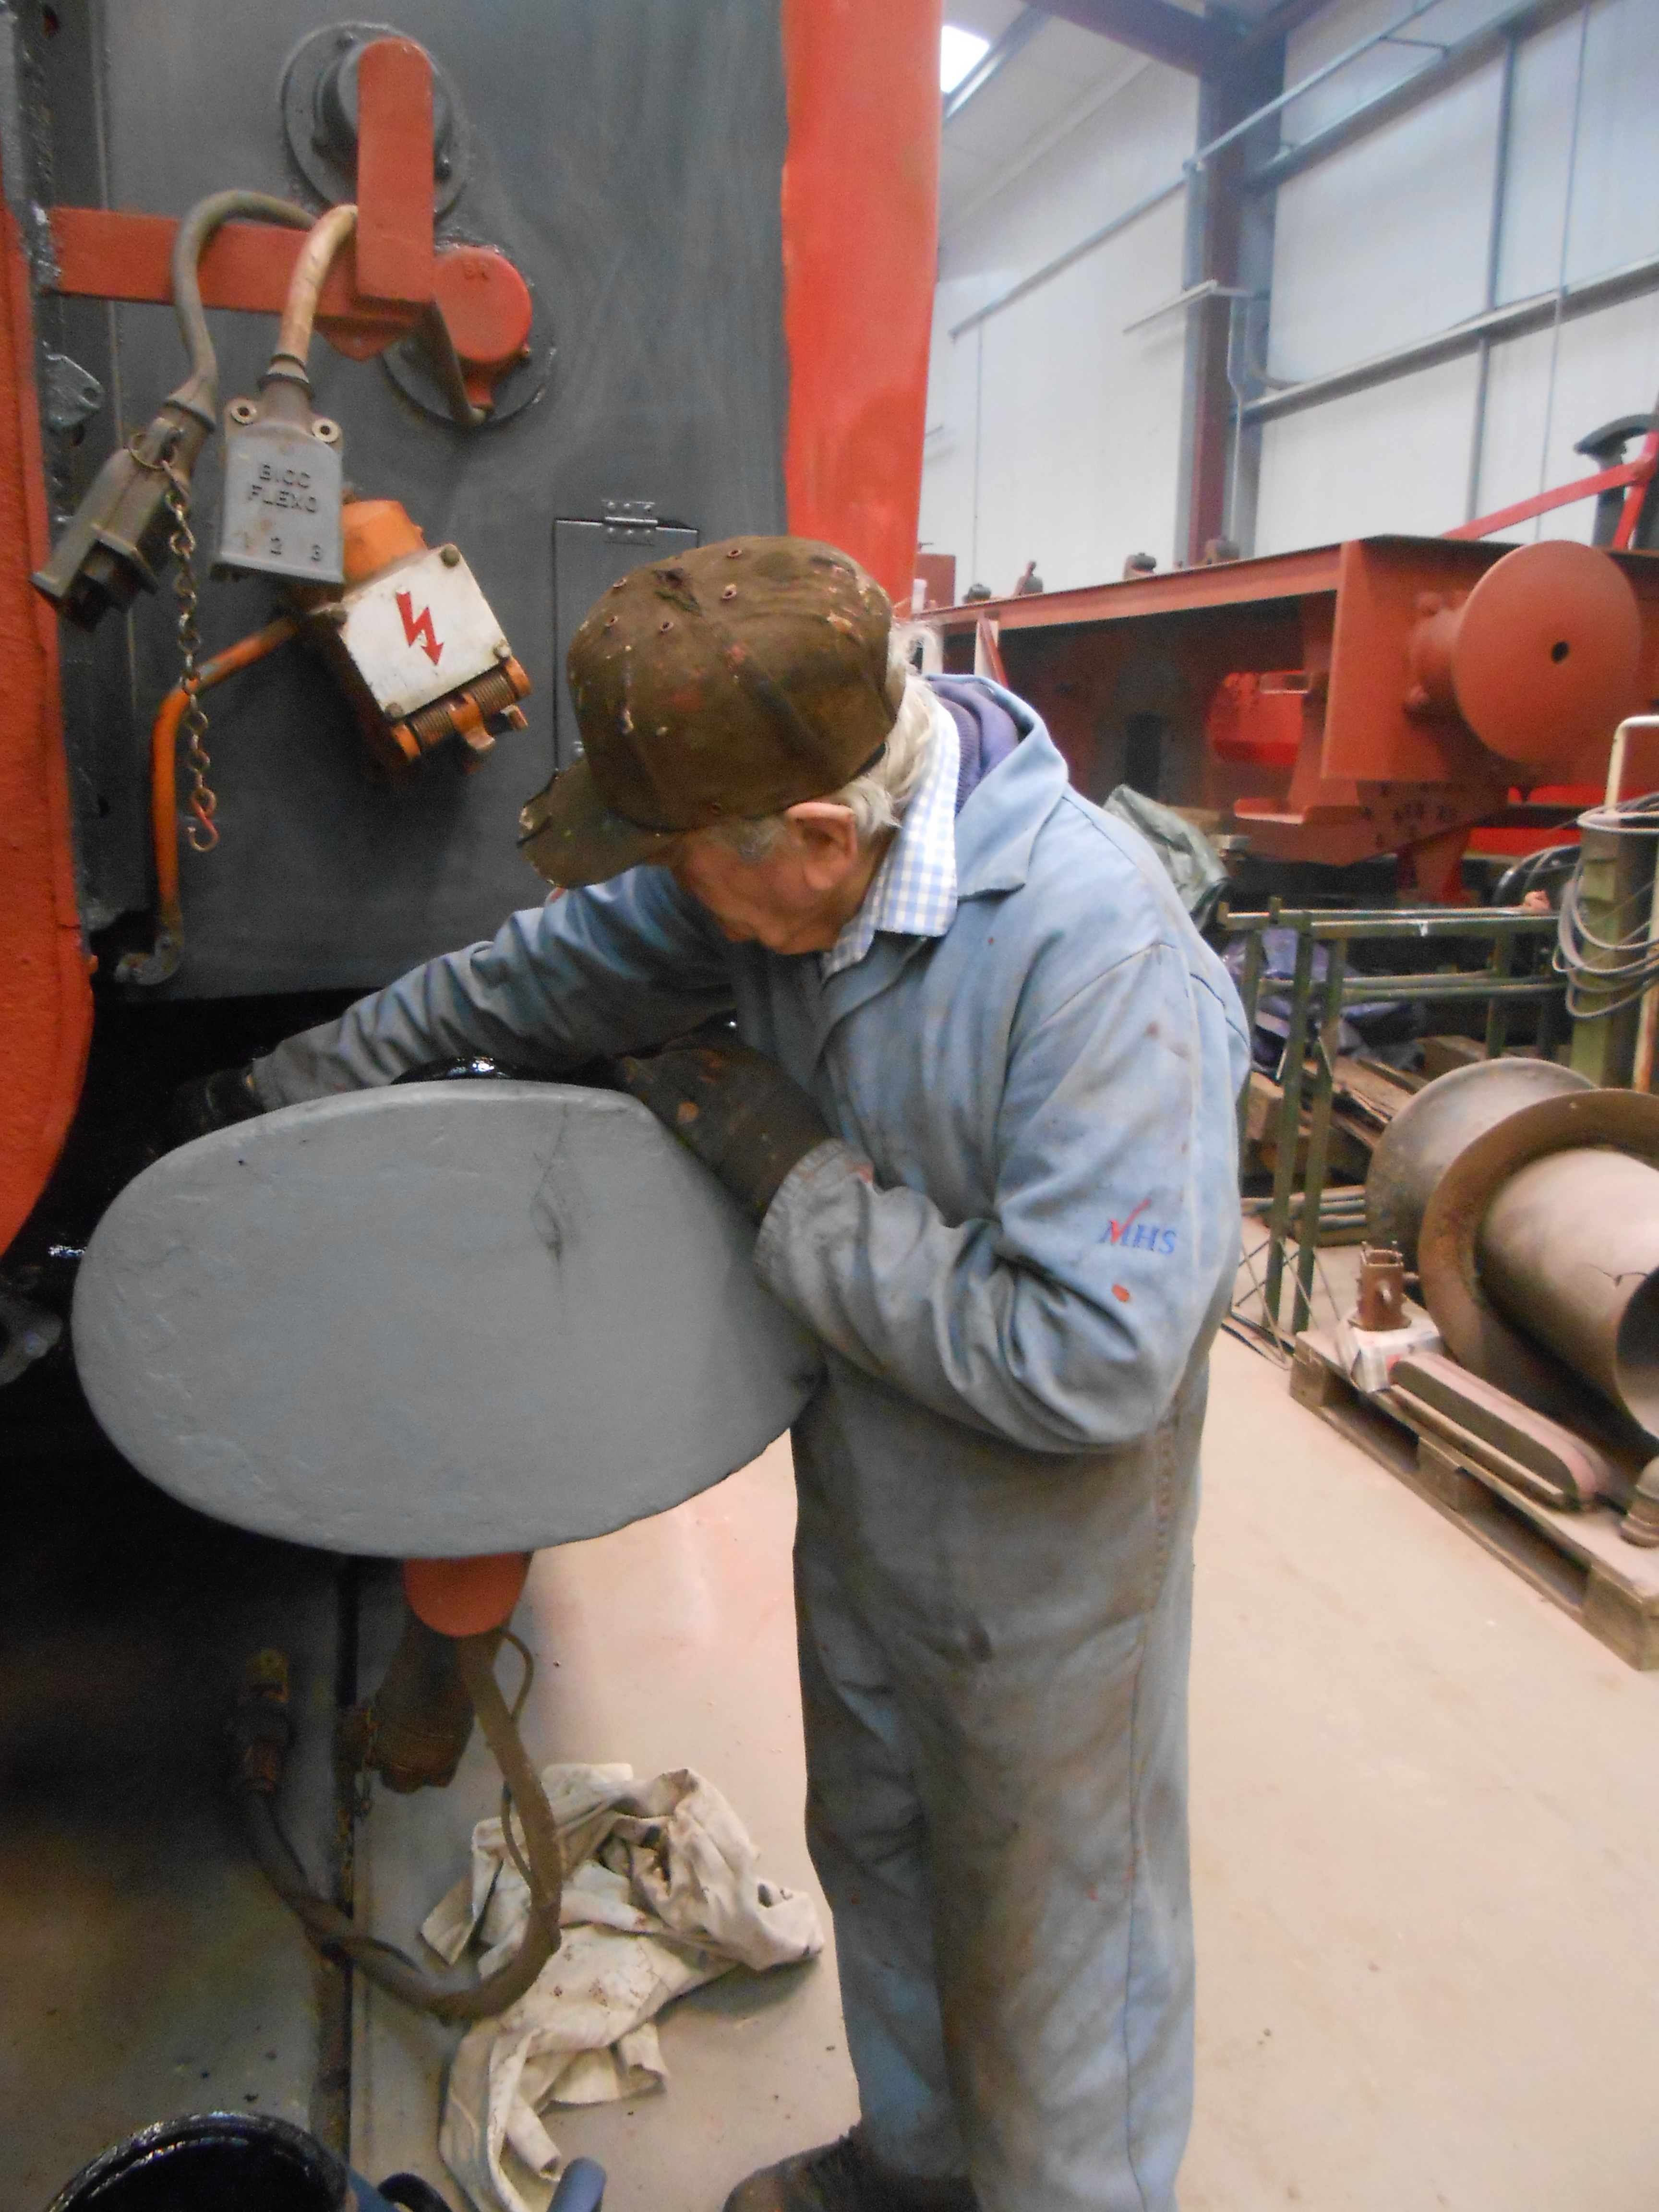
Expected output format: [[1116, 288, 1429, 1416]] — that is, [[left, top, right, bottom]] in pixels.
[[1476, 1147, 1659, 1434], [1409, 1078, 1659, 1452], [1366, 1056, 1593, 1270]]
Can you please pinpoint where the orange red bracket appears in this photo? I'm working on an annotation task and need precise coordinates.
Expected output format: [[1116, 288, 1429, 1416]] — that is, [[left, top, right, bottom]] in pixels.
[[45, 37, 529, 397]]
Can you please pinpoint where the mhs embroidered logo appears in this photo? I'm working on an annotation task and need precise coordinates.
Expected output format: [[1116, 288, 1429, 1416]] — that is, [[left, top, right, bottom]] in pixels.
[[396, 589, 444, 667], [1109, 1200, 1177, 1256]]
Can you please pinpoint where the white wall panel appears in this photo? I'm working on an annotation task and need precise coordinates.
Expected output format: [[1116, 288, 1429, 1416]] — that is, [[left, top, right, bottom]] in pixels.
[[1257, 0, 1659, 554], [1281, 0, 1515, 137], [1499, 0, 1659, 299], [920, 62, 1196, 594], [1255, 355, 1480, 550], [1477, 288, 1659, 539], [969, 198, 1190, 590], [1268, 60, 1503, 381]]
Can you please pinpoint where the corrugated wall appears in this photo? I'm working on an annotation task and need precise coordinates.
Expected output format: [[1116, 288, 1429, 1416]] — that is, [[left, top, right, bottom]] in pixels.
[[920, 0, 1659, 594], [919, 48, 1198, 596], [1256, 0, 1659, 549]]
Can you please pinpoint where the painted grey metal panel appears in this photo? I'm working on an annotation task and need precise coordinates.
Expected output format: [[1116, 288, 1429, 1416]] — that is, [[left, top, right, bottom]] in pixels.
[[49, 0, 788, 995], [72, 1083, 821, 1557], [553, 518, 698, 770]]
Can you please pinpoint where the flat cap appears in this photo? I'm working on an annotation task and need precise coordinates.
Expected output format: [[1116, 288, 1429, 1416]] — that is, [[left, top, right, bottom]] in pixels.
[[519, 534, 899, 886]]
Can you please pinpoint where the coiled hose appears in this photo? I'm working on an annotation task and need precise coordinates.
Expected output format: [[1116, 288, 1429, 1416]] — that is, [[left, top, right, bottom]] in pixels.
[[1554, 790, 1659, 1021], [234, 1631, 565, 2023]]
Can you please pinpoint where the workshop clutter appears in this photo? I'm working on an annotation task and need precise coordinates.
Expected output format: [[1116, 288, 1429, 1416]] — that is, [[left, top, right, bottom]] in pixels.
[[1284, 1056, 1659, 1669], [426, 1764, 824, 2212]]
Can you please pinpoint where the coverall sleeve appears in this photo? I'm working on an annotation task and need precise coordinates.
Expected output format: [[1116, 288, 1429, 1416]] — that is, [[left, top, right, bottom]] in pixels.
[[754, 940, 1245, 1454], [251, 868, 735, 1106]]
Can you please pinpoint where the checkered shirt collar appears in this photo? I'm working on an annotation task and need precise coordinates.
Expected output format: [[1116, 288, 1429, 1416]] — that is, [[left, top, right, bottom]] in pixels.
[[819, 691, 959, 981]]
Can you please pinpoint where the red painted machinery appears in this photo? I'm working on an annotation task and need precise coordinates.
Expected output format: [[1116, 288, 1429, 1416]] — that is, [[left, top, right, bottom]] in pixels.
[[924, 531, 1659, 903]]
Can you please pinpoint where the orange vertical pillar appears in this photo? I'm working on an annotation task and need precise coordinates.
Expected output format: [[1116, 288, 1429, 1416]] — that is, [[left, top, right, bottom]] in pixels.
[[0, 204, 91, 1254]]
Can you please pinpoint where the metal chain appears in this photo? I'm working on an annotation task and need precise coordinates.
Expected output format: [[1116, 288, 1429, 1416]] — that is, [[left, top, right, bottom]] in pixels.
[[164, 466, 219, 853]]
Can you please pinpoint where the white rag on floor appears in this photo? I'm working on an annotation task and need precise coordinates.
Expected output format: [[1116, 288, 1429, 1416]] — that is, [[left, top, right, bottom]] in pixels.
[[422, 1763, 824, 2212]]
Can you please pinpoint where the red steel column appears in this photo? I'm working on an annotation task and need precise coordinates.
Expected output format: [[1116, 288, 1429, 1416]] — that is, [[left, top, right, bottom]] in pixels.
[[780, 0, 944, 604]]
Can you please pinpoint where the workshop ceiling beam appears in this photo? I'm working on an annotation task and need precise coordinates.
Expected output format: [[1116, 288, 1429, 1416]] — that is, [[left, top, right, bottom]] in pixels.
[[1234, 0, 1334, 54], [1025, 0, 1242, 80]]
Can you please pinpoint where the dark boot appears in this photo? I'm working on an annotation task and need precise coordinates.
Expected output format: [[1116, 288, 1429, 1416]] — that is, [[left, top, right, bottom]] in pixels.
[[722, 2132, 974, 2212]]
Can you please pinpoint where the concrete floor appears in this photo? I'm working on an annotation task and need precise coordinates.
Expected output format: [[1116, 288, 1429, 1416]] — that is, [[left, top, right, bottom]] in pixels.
[[7, 1335, 1658, 2209], [352, 1337, 1659, 2212]]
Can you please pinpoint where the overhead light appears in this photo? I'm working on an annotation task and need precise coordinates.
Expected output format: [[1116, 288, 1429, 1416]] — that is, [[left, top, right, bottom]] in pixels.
[[940, 24, 991, 94]]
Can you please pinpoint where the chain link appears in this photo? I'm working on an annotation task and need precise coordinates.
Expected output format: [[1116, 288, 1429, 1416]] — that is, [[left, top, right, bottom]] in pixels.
[[164, 467, 219, 853]]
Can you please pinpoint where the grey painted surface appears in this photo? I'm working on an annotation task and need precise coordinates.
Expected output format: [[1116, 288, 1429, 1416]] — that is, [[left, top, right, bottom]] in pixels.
[[43, 0, 789, 991], [72, 1083, 821, 1557]]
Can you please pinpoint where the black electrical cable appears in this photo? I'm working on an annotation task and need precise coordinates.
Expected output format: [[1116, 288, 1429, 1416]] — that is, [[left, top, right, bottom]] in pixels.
[[166, 189, 314, 426]]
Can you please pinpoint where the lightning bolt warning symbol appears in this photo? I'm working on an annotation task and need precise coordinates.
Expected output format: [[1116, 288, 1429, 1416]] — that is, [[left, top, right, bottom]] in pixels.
[[396, 589, 444, 667]]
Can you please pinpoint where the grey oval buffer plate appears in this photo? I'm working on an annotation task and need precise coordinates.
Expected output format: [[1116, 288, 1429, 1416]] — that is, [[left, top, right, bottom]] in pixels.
[[72, 1084, 822, 1558]]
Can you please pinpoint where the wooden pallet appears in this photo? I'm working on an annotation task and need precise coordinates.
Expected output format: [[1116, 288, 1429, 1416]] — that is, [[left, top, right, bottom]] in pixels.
[[1290, 1328, 1659, 1671]]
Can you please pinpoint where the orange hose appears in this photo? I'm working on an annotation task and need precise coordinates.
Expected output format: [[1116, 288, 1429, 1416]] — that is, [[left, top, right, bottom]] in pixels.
[[149, 614, 299, 931]]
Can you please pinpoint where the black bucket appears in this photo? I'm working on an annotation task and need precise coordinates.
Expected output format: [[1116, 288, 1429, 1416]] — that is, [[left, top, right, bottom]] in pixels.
[[45, 2113, 354, 2212]]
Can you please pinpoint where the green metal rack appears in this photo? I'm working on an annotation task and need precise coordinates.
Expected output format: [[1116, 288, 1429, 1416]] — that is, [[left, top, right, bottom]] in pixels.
[[1224, 901, 1564, 1342]]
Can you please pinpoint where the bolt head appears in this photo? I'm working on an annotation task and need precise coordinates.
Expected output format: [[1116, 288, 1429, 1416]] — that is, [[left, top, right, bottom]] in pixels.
[[440, 544, 461, 566], [384, 701, 404, 719]]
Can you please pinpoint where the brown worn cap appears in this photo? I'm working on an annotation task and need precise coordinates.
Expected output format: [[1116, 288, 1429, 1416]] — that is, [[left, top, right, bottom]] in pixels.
[[518, 534, 900, 886]]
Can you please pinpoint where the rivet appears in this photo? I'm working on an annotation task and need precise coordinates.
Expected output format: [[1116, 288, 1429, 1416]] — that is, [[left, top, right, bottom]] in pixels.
[[725, 546, 744, 559], [721, 585, 737, 601], [660, 619, 673, 632], [440, 544, 461, 566], [610, 580, 626, 592], [604, 615, 618, 629]]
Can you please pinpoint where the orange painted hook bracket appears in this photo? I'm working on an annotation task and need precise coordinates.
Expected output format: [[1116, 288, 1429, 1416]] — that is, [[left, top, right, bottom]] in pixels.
[[44, 39, 530, 403]]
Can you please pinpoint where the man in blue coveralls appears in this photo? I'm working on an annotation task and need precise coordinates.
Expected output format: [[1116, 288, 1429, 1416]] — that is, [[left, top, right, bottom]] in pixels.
[[185, 536, 1248, 2212]]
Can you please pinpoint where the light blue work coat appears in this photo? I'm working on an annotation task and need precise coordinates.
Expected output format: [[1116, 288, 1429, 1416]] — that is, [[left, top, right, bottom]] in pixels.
[[257, 703, 1246, 1455], [256, 689, 1249, 2212]]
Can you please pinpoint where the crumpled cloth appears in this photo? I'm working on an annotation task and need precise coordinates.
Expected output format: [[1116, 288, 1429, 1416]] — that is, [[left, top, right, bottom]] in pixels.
[[422, 1763, 824, 2212]]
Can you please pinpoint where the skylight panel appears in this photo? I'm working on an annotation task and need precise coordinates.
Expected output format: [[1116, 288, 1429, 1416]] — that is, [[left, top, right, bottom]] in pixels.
[[940, 24, 991, 95]]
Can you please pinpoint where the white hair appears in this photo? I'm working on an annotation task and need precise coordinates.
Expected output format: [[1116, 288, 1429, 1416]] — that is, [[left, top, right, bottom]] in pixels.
[[705, 625, 937, 862]]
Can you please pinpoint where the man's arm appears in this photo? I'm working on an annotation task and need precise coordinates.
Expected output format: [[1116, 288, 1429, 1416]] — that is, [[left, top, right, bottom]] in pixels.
[[252, 868, 735, 1107], [753, 940, 1246, 1454]]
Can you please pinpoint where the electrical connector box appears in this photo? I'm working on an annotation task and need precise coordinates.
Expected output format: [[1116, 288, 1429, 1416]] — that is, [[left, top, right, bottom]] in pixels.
[[218, 417, 346, 583], [337, 543, 511, 720]]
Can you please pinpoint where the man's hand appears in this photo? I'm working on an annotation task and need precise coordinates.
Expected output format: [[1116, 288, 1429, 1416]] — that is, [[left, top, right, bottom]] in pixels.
[[615, 1041, 831, 1223], [168, 1062, 264, 1148]]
